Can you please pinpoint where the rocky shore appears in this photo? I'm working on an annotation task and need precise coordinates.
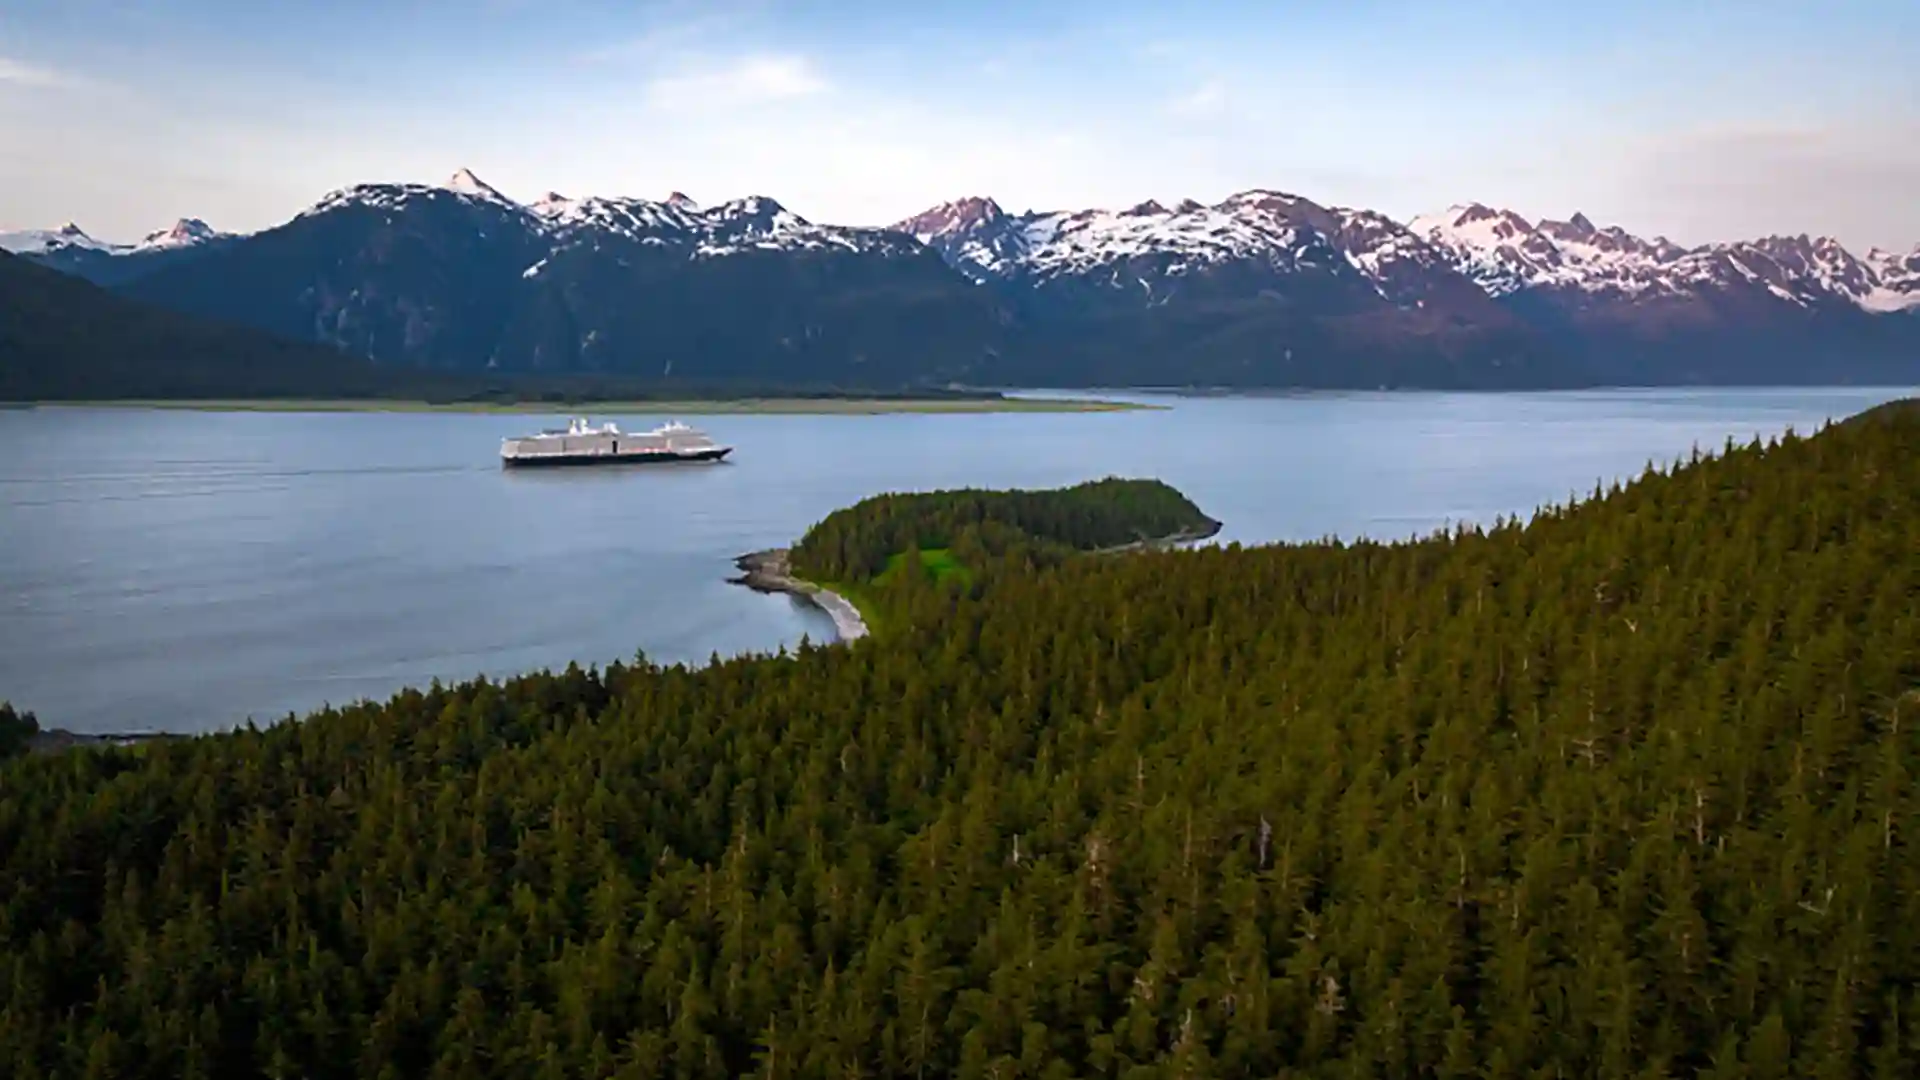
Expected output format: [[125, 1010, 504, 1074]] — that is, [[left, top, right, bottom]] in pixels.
[[729, 548, 870, 642], [1090, 517, 1225, 554]]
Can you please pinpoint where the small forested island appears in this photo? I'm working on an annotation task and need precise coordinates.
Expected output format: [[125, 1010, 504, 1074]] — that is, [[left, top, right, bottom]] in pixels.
[[3, 403, 1919, 1078], [732, 477, 1221, 638]]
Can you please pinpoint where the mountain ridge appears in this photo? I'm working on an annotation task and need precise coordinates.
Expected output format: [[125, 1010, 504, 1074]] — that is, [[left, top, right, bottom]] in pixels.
[[109, 170, 1005, 386], [15, 172, 1916, 315], [0, 248, 420, 400], [12, 168, 1918, 389]]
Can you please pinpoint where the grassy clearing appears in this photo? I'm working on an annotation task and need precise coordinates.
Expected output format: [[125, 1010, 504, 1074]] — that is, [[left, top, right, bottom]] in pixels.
[[876, 547, 973, 589], [817, 548, 973, 639], [794, 549, 970, 642], [27, 397, 1155, 415]]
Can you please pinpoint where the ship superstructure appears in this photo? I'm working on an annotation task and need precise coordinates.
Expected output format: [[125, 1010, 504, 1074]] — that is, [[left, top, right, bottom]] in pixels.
[[500, 417, 732, 467]]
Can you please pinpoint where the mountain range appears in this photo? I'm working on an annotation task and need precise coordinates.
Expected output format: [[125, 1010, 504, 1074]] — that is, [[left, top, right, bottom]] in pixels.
[[6, 169, 1917, 390]]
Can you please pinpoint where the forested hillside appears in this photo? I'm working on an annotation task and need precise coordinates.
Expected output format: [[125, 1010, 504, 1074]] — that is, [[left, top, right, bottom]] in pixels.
[[2, 405, 1917, 1078], [0, 250, 410, 401], [0, 248, 1003, 404]]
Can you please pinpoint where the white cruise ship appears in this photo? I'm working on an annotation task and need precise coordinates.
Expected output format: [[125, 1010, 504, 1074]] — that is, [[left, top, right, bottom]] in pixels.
[[500, 417, 733, 467]]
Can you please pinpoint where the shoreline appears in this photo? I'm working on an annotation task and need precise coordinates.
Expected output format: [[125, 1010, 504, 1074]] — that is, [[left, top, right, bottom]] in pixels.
[[16, 397, 1155, 416], [729, 549, 870, 642], [1089, 518, 1226, 554], [14, 522, 1223, 755]]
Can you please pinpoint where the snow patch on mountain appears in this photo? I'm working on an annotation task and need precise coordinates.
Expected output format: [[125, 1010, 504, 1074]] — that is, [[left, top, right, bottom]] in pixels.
[[1860, 245, 1920, 312], [1, 223, 116, 255], [292, 178, 921, 264], [442, 168, 511, 203], [3, 217, 229, 257], [530, 192, 574, 217], [1018, 199, 1325, 281], [897, 189, 1427, 301], [136, 218, 228, 251]]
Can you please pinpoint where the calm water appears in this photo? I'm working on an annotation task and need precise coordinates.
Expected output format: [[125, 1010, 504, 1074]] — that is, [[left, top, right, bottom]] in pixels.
[[0, 387, 1910, 735]]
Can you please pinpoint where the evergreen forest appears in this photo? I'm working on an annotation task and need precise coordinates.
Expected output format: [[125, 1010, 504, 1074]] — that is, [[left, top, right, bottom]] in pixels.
[[1, 401, 1917, 1078]]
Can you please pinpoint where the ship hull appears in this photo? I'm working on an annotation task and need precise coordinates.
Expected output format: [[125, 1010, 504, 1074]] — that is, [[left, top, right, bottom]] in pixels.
[[502, 447, 732, 468]]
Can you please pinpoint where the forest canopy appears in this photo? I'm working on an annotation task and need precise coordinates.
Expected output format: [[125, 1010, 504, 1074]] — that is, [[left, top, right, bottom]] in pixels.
[[1, 405, 1917, 1079]]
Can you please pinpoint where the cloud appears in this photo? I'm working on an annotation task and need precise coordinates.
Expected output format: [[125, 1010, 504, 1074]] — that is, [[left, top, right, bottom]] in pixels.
[[574, 11, 747, 66], [0, 57, 90, 90], [642, 55, 828, 111], [1163, 79, 1226, 119]]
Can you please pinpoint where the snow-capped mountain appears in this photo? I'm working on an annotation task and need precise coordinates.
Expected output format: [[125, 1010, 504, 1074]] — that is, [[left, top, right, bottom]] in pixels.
[[1856, 245, 1920, 313], [2, 218, 232, 256], [1407, 203, 1920, 316], [900, 191, 1368, 287], [1394, 203, 1920, 382], [897, 191, 1533, 322], [897, 189, 1561, 326], [896, 188, 1917, 384], [117, 169, 998, 383], [5, 217, 237, 287], [536, 192, 918, 261], [443, 167, 508, 202], [894, 188, 1559, 388], [301, 170, 919, 268], [1, 223, 119, 255], [897, 197, 1028, 282], [136, 218, 230, 251], [900, 190, 1919, 322]]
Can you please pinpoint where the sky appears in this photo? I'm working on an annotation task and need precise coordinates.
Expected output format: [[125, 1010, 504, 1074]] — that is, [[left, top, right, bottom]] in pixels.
[[1, 0, 1916, 252]]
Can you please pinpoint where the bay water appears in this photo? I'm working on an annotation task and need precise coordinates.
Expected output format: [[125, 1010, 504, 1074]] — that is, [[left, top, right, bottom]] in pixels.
[[0, 387, 1908, 734]]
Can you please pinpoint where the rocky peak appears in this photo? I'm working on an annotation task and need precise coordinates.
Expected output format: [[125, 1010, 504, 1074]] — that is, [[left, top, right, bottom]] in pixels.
[[529, 192, 573, 219], [1424, 204, 1536, 244], [1539, 213, 1597, 244], [1219, 189, 1315, 214], [892, 196, 1008, 240], [133, 218, 224, 251], [443, 168, 508, 202]]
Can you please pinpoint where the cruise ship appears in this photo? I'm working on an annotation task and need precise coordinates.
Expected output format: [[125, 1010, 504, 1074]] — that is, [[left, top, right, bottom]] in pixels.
[[500, 417, 733, 467]]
